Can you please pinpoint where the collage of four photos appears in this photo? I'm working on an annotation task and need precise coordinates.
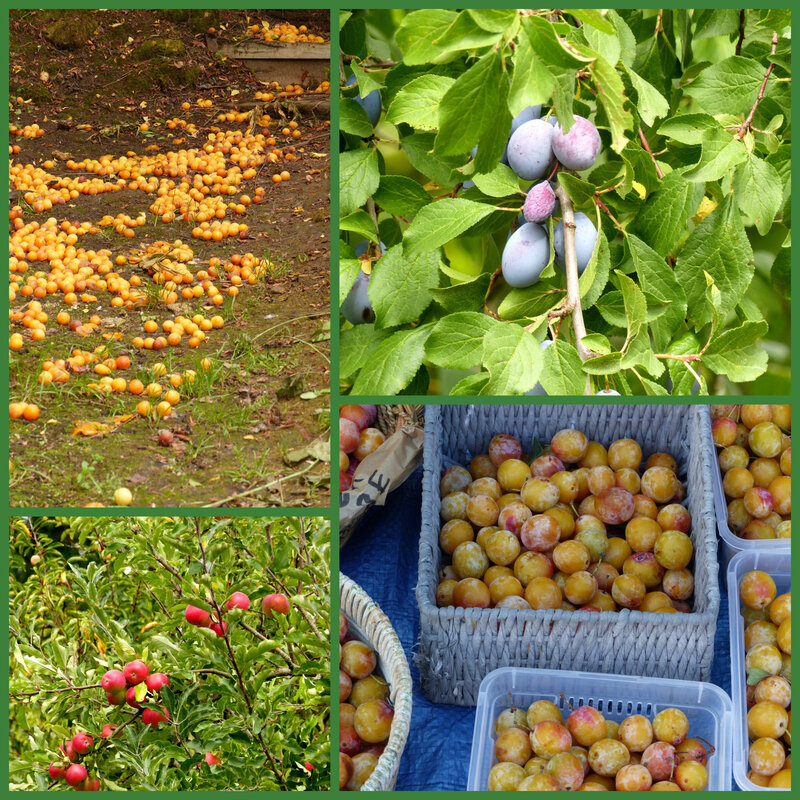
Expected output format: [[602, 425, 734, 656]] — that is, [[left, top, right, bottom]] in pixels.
[[6, 6, 793, 793]]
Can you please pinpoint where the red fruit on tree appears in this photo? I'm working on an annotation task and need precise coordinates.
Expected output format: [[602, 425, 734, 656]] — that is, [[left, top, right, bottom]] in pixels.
[[205, 753, 221, 766], [304, 761, 314, 771], [226, 591, 250, 611], [100, 724, 117, 739], [126, 686, 144, 709], [65, 764, 88, 787], [142, 707, 170, 727], [146, 672, 170, 693], [101, 669, 126, 694], [81, 776, 101, 791], [123, 659, 149, 685], [185, 604, 212, 627], [48, 763, 67, 780], [262, 593, 290, 615], [107, 691, 125, 706], [210, 620, 227, 637], [61, 740, 80, 763], [71, 733, 93, 755]]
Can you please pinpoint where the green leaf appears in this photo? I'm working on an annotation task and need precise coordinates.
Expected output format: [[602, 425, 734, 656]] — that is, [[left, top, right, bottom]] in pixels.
[[550, 68, 577, 132], [667, 332, 705, 396], [657, 112, 722, 145], [582, 18, 620, 67], [368, 245, 439, 328], [395, 9, 458, 65], [624, 66, 669, 127], [340, 325, 390, 381], [692, 8, 740, 39], [385, 74, 455, 131], [686, 56, 768, 115], [480, 324, 543, 394], [627, 234, 687, 352], [351, 325, 432, 394], [467, 9, 517, 32], [350, 61, 383, 96], [339, 149, 380, 217], [523, 16, 594, 70], [684, 128, 747, 182], [433, 10, 503, 52], [556, 173, 597, 208], [771, 247, 790, 300], [674, 195, 755, 328], [450, 372, 490, 395], [732, 154, 782, 236], [339, 98, 373, 138], [473, 80, 511, 173], [425, 312, 499, 369], [632, 370, 670, 395], [703, 321, 770, 383], [587, 53, 631, 153], [630, 170, 705, 258], [403, 132, 467, 187], [403, 198, 497, 257], [435, 51, 505, 155], [621, 328, 665, 378], [578, 222, 610, 308], [373, 175, 432, 219], [339, 259, 363, 306], [564, 8, 615, 34], [473, 164, 523, 198], [339, 210, 377, 244], [497, 279, 564, 320], [540, 340, 587, 395], [582, 352, 624, 375], [431, 273, 491, 313], [509, 26, 555, 114], [615, 271, 648, 341]]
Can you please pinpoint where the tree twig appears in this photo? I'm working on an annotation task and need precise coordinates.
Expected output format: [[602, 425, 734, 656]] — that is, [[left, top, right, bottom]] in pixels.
[[736, 10, 746, 56], [735, 31, 778, 141], [553, 183, 596, 367], [638, 127, 664, 178], [10, 682, 101, 698]]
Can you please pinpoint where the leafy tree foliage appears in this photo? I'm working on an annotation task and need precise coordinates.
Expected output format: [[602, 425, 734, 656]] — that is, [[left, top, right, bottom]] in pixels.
[[9, 516, 329, 791], [339, 9, 791, 396]]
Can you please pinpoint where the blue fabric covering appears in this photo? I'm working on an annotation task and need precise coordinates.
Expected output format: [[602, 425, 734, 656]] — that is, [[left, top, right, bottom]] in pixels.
[[341, 465, 738, 791]]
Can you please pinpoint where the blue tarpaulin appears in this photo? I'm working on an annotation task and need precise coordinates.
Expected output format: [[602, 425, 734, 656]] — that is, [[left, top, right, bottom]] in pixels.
[[341, 465, 736, 791]]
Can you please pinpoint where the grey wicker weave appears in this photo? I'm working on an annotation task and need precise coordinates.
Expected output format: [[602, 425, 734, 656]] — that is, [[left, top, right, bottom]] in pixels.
[[340, 573, 412, 790], [414, 405, 720, 706]]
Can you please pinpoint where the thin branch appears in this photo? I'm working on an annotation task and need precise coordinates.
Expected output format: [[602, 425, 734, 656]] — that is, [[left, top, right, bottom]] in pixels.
[[553, 183, 596, 367], [364, 197, 381, 242], [638, 128, 664, 179], [735, 31, 779, 141], [11, 682, 101, 698], [736, 10, 746, 56]]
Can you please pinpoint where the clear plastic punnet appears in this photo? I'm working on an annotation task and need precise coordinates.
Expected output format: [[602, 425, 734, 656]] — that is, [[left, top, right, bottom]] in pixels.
[[727, 550, 791, 790], [467, 666, 733, 791], [709, 421, 790, 568]]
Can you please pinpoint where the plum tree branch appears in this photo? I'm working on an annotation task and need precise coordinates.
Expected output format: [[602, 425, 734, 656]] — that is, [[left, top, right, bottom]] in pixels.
[[736, 10, 746, 56], [553, 183, 596, 369], [735, 31, 778, 141], [638, 128, 664, 178]]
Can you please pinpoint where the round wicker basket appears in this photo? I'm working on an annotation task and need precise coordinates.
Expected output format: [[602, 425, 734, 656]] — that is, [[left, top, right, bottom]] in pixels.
[[340, 573, 412, 791]]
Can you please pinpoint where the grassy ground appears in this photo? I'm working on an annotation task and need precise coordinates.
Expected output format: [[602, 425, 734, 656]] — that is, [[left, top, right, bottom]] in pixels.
[[9, 10, 331, 507]]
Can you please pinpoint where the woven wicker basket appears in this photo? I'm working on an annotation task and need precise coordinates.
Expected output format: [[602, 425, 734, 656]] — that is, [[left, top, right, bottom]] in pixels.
[[414, 404, 720, 706], [340, 573, 413, 791], [340, 405, 425, 547]]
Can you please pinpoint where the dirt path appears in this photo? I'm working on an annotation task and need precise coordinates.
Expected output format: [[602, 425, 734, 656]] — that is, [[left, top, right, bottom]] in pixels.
[[9, 10, 331, 507]]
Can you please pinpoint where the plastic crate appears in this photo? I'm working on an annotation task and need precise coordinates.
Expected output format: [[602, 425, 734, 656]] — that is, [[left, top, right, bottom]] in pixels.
[[340, 573, 413, 791], [415, 405, 720, 706], [726, 550, 791, 790], [467, 666, 732, 790], [710, 420, 790, 567]]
